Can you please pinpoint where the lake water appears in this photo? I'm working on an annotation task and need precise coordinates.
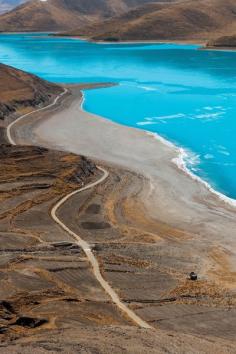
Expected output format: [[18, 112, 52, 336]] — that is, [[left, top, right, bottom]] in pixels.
[[1, 33, 236, 199]]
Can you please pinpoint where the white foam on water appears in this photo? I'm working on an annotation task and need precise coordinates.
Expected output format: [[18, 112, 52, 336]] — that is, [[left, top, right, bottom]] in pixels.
[[137, 121, 155, 126], [153, 113, 185, 120], [204, 154, 214, 160], [194, 112, 224, 120], [138, 86, 157, 91], [219, 150, 230, 156], [145, 131, 236, 208]]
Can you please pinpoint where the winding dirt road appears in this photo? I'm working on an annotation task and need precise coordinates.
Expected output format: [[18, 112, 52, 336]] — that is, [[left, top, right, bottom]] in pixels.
[[6, 88, 68, 146], [51, 166, 152, 329], [6, 89, 152, 329]]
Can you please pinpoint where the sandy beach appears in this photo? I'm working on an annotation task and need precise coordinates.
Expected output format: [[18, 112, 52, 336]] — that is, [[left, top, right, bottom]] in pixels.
[[12, 85, 236, 290]]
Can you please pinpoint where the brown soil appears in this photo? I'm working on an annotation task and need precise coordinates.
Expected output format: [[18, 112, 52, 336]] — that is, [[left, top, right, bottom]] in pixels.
[[1, 148, 235, 352], [0, 145, 135, 344], [56, 164, 236, 340], [0, 64, 62, 121]]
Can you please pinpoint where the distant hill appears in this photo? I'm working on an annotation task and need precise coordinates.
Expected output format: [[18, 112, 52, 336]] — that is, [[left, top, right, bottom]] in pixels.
[[0, 0, 26, 14], [0, 63, 62, 119], [66, 0, 236, 44], [0, 0, 170, 32]]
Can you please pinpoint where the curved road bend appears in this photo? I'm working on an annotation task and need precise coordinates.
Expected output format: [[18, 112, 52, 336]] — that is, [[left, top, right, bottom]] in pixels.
[[7, 89, 152, 329], [7, 88, 68, 146], [51, 166, 152, 329]]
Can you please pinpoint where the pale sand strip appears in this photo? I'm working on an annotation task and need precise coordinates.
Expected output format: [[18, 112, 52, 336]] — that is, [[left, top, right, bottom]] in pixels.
[[12, 87, 236, 278]]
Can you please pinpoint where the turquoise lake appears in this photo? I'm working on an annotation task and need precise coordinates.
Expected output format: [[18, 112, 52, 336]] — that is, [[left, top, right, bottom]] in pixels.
[[0, 33, 236, 199]]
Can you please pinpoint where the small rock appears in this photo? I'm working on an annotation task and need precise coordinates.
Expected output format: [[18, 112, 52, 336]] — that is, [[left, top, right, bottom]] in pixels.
[[13, 316, 48, 328]]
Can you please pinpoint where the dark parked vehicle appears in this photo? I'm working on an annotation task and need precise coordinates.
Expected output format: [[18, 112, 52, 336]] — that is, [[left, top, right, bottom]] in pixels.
[[189, 272, 198, 281]]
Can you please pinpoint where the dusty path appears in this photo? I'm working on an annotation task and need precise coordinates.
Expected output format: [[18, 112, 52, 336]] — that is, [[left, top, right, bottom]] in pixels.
[[6, 88, 152, 330], [6, 88, 68, 146], [51, 166, 151, 329]]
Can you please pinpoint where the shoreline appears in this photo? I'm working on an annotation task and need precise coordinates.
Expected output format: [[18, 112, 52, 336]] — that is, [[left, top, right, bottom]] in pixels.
[[58, 34, 205, 46], [2, 32, 236, 51], [11, 85, 236, 287], [57, 34, 208, 48], [149, 131, 236, 207], [17, 86, 236, 219], [80, 90, 236, 208], [55, 34, 236, 51]]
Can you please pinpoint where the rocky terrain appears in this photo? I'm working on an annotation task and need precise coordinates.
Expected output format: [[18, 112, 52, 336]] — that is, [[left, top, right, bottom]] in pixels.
[[65, 0, 236, 45], [0, 64, 62, 121], [207, 34, 236, 49], [0, 0, 175, 32], [0, 145, 235, 352], [0, 137, 235, 351]]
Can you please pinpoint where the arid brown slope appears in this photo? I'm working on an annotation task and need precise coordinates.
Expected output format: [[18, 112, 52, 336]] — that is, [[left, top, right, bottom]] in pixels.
[[0, 66, 133, 348], [0, 146, 235, 351], [0, 145, 132, 343], [0, 64, 62, 120], [68, 0, 236, 42], [0, 0, 175, 32]]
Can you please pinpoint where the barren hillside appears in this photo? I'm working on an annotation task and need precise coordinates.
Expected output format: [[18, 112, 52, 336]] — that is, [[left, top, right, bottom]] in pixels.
[[0, 63, 62, 119], [0, 0, 174, 32], [66, 0, 236, 43]]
